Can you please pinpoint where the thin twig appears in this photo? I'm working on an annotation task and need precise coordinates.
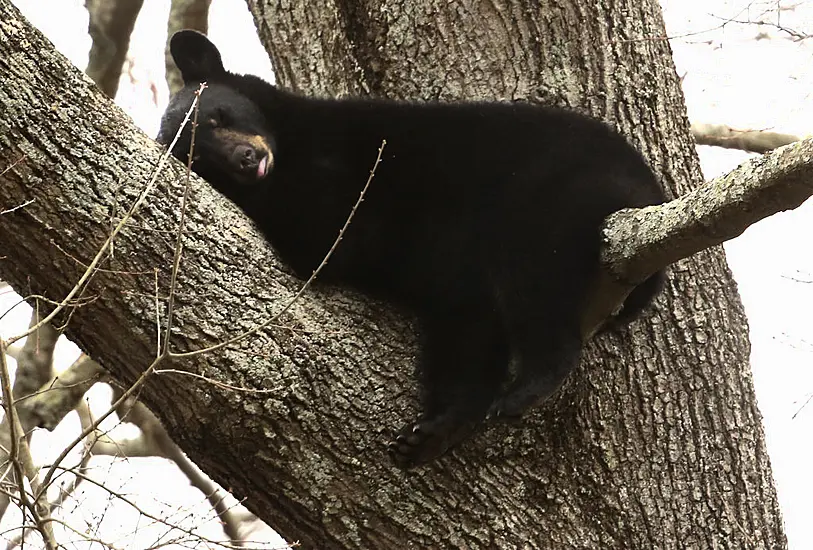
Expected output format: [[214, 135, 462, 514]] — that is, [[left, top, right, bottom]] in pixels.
[[37, 84, 208, 497], [0, 155, 27, 177], [0, 199, 35, 216], [155, 268, 161, 357], [792, 392, 813, 420], [0, 342, 56, 549], [163, 83, 206, 355], [0, 293, 97, 326], [153, 368, 283, 393], [4, 402, 94, 550]]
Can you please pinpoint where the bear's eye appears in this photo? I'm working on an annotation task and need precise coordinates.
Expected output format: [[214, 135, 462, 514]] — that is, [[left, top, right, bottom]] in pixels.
[[209, 108, 231, 128]]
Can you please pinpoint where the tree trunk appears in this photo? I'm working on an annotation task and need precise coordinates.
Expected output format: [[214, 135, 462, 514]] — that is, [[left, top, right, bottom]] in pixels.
[[165, 0, 212, 95], [85, 0, 144, 98], [0, 0, 786, 548]]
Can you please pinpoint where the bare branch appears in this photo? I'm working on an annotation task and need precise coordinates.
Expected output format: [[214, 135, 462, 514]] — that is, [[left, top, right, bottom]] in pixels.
[[692, 123, 801, 154], [34, 81, 210, 497], [0, 343, 56, 549], [1, 199, 34, 216], [5, 402, 95, 550], [3, 81, 206, 347], [708, 12, 812, 42], [0, 309, 57, 521]]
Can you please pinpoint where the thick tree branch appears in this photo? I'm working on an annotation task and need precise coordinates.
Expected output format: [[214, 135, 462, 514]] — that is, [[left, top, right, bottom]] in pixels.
[[602, 137, 813, 284], [3, 0, 807, 481], [577, 137, 813, 336]]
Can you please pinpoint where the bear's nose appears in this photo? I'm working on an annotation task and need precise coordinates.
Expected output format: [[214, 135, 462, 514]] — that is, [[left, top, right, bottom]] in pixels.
[[233, 145, 256, 169]]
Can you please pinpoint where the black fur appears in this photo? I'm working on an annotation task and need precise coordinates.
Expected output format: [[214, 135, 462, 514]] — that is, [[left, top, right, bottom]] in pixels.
[[158, 30, 665, 469]]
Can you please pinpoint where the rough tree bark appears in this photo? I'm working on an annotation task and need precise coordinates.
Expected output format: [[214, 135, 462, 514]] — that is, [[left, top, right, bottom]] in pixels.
[[0, 0, 791, 548]]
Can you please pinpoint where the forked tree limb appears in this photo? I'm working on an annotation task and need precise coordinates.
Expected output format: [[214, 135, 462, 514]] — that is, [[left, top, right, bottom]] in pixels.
[[20, 354, 106, 431], [602, 136, 813, 283], [578, 136, 813, 336]]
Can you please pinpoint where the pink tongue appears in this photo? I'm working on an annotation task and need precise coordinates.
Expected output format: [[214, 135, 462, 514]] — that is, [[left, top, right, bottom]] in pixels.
[[256, 156, 268, 179]]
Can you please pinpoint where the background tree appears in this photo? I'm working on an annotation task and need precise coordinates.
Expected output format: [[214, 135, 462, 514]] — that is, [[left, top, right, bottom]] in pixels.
[[85, 0, 213, 98], [85, 0, 144, 98], [0, 0, 807, 547]]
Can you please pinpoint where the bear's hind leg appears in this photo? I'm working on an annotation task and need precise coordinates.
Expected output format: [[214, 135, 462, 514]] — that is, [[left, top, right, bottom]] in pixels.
[[488, 321, 582, 420], [388, 307, 509, 469]]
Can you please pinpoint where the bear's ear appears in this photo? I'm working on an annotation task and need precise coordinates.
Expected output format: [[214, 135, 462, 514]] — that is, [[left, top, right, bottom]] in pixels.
[[170, 30, 226, 84]]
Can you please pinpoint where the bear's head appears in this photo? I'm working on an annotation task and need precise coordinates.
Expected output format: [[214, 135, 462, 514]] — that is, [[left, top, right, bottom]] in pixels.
[[157, 31, 274, 190]]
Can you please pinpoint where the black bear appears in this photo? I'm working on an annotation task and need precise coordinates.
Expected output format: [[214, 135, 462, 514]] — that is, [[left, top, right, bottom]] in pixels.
[[158, 30, 665, 469]]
